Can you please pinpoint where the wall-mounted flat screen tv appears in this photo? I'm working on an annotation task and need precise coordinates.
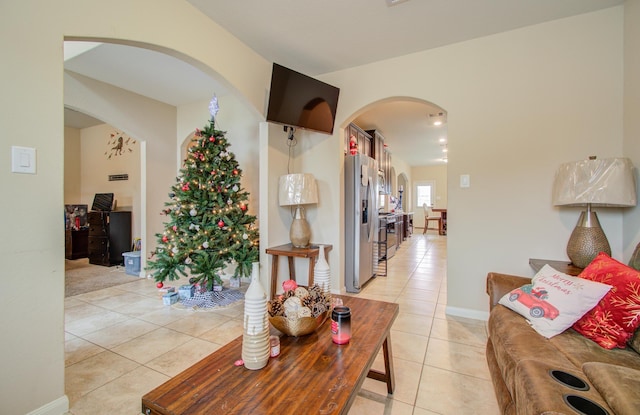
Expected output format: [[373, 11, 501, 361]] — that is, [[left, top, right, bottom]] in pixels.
[[266, 63, 340, 135], [91, 193, 114, 211]]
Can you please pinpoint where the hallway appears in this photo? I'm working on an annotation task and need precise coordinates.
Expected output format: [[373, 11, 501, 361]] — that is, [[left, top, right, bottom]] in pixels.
[[64, 233, 499, 414]]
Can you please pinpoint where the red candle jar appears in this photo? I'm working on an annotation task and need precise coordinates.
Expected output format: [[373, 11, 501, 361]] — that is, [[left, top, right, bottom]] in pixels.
[[331, 306, 351, 344], [270, 335, 280, 357]]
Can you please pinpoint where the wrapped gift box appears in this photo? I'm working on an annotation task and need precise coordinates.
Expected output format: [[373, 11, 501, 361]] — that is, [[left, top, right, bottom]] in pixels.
[[162, 292, 178, 305], [178, 285, 196, 299], [158, 286, 175, 295]]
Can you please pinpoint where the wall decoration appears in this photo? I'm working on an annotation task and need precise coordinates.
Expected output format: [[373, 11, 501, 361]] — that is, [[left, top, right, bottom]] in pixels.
[[105, 130, 136, 159]]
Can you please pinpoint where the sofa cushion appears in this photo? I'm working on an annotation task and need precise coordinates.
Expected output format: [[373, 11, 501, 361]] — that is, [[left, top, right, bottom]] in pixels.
[[573, 252, 640, 349], [582, 362, 640, 415], [549, 327, 640, 371], [488, 305, 575, 397], [498, 265, 611, 338]]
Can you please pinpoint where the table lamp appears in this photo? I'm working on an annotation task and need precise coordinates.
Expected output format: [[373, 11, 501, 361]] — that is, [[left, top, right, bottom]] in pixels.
[[279, 173, 319, 248], [552, 157, 636, 268]]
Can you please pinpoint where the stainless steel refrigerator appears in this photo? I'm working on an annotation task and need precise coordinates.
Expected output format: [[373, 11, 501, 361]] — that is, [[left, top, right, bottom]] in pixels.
[[345, 153, 378, 293]]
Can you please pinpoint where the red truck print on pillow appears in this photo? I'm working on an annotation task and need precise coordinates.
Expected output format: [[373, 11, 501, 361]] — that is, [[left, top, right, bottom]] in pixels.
[[508, 284, 560, 320]]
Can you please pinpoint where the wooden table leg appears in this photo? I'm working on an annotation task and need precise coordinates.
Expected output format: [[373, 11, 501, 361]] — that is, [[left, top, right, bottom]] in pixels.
[[366, 336, 395, 394], [287, 257, 296, 281], [307, 254, 316, 287], [270, 254, 279, 299]]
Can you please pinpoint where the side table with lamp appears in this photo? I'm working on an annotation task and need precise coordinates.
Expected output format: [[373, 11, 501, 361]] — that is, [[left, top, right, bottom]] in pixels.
[[278, 173, 319, 249], [265, 243, 333, 299], [552, 157, 637, 268]]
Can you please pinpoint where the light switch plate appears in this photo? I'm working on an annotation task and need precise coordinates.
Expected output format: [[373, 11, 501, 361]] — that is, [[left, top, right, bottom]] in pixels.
[[11, 146, 36, 174], [460, 174, 470, 188]]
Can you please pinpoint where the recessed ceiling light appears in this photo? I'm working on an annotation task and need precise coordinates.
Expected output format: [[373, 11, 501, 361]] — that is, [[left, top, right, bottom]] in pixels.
[[442, 148, 448, 153], [429, 112, 446, 126], [386, 0, 410, 6], [439, 137, 447, 143]]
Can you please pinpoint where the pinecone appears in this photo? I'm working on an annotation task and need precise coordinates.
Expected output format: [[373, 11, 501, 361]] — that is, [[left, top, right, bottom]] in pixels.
[[268, 299, 284, 317], [309, 285, 322, 296], [301, 295, 314, 309], [312, 302, 327, 317], [307, 289, 320, 301]]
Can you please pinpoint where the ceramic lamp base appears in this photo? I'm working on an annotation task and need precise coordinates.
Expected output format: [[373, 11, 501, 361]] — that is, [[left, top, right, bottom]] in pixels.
[[566, 211, 611, 268], [290, 206, 311, 248]]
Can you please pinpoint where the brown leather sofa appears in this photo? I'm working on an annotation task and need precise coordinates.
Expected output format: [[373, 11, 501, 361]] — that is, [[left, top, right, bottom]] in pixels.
[[485, 272, 640, 415]]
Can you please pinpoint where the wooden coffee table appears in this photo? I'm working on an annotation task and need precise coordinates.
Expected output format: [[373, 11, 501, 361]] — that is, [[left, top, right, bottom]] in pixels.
[[142, 296, 399, 415]]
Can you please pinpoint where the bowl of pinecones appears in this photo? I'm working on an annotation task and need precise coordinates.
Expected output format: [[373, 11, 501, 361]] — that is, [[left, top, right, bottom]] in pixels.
[[268, 282, 331, 337]]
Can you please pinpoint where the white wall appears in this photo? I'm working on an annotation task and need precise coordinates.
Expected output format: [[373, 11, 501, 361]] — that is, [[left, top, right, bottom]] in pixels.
[[623, 0, 640, 258], [263, 124, 340, 292], [0, 1, 270, 413], [411, 164, 448, 212], [79, 124, 142, 243], [64, 126, 82, 203], [321, 7, 625, 319], [388, 152, 412, 210]]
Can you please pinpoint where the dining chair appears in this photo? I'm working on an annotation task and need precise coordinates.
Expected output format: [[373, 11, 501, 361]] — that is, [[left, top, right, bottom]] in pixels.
[[423, 203, 441, 234]]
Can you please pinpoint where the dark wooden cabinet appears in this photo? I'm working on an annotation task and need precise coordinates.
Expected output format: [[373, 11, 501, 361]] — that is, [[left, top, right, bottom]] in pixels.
[[394, 215, 403, 250], [366, 129, 392, 194], [367, 129, 385, 166], [65, 229, 89, 259], [403, 213, 413, 240], [88, 211, 132, 266], [345, 123, 373, 158]]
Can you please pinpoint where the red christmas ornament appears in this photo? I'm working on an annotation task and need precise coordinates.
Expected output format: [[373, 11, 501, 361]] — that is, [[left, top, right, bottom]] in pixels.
[[240, 203, 247, 211], [209, 136, 215, 142], [172, 225, 178, 231], [218, 220, 225, 228], [182, 183, 190, 191], [210, 170, 216, 175], [156, 282, 164, 289], [233, 169, 238, 175], [162, 235, 168, 243]]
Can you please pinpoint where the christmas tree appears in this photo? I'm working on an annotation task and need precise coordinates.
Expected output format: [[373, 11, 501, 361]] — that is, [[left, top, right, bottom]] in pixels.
[[147, 97, 259, 290]]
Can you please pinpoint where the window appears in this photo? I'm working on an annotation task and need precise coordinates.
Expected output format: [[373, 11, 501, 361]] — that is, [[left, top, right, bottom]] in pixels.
[[416, 181, 435, 208]]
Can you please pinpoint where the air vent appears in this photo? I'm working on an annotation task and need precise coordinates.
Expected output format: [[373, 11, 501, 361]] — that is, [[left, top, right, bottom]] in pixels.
[[108, 174, 129, 181]]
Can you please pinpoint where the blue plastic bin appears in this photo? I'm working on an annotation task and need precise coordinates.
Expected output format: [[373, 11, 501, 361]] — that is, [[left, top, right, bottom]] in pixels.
[[123, 251, 141, 276]]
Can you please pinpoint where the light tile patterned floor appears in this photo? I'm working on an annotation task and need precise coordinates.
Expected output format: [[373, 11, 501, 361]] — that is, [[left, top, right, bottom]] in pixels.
[[64, 233, 500, 415]]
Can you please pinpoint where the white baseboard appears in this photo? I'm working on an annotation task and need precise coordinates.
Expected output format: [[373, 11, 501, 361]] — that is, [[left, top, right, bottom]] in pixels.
[[27, 395, 69, 415], [445, 305, 489, 321]]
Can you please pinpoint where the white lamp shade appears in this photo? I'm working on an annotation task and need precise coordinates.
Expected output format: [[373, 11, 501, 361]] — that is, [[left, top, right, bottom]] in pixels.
[[278, 174, 318, 206], [552, 157, 637, 207]]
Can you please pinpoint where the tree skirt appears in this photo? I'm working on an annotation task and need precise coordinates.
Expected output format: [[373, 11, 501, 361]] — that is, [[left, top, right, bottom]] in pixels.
[[174, 288, 245, 310]]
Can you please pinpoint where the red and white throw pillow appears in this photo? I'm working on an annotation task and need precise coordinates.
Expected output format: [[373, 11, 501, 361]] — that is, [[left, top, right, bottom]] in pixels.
[[499, 265, 611, 338], [573, 252, 640, 349]]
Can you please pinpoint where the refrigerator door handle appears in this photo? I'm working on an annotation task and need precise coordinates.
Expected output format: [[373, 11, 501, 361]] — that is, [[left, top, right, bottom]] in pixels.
[[367, 175, 376, 243]]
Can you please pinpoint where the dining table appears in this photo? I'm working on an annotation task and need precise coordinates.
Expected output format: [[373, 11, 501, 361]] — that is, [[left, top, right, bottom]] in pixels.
[[433, 208, 447, 235]]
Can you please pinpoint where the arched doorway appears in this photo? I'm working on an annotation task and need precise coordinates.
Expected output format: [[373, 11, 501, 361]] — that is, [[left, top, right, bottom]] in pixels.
[[345, 96, 449, 215], [340, 95, 449, 291]]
